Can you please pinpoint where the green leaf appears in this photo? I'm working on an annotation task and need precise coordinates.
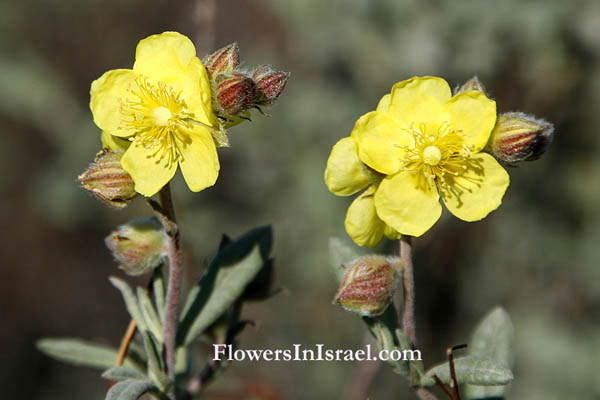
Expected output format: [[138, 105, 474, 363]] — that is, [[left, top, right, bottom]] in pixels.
[[328, 237, 365, 282], [109, 277, 147, 332], [363, 305, 410, 376], [152, 267, 166, 323], [466, 307, 515, 399], [421, 355, 513, 387], [37, 338, 137, 370], [141, 331, 168, 389], [105, 379, 162, 400], [137, 286, 162, 342], [177, 226, 272, 346], [102, 366, 148, 382]]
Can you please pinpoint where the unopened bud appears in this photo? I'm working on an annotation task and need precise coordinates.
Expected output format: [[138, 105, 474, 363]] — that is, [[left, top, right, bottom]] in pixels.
[[78, 149, 136, 208], [215, 72, 258, 117], [203, 43, 239, 77], [252, 65, 290, 105], [105, 218, 167, 276], [454, 76, 488, 96], [487, 112, 554, 163], [333, 255, 401, 317]]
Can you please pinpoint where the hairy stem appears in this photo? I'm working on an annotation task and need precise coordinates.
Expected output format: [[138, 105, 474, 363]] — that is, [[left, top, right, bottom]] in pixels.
[[400, 236, 416, 344], [159, 183, 183, 393]]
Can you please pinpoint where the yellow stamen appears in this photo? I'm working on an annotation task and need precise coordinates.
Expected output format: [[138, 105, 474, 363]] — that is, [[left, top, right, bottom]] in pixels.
[[119, 76, 196, 167]]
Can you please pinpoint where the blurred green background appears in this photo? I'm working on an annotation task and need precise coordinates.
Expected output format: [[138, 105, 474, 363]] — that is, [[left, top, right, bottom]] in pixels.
[[2, 0, 600, 398]]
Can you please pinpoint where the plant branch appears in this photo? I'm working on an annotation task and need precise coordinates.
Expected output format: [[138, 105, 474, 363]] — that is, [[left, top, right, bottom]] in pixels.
[[400, 236, 416, 344], [157, 183, 183, 393]]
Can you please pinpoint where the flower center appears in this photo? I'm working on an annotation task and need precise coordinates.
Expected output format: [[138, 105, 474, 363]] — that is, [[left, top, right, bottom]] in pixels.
[[423, 145, 442, 165], [119, 76, 196, 166], [152, 106, 172, 126], [401, 122, 474, 195]]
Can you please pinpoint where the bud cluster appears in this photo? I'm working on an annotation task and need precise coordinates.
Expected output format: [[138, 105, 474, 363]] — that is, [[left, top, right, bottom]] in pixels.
[[455, 77, 554, 163], [203, 43, 290, 127]]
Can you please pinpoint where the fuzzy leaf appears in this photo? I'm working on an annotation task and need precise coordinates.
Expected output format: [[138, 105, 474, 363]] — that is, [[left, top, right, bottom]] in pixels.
[[153, 267, 166, 322], [102, 366, 148, 382], [421, 355, 513, 387], [362, 305, 411, 376], [177, 226, 272, 346], [37, 338, 136, 370], [329, 236, 366, 282], [109, 277, 147, 332], [137, 286, 162, 342], [105, 379, 161, 400], [141, 331, 168, 389], [466, 307, 515, 399]]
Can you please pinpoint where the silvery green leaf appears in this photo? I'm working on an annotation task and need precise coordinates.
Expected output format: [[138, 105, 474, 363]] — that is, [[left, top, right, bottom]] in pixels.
[[137, 286, 162, 342], [141, 331, 168, 389], [421, 355, 513, 387], [105, 379, 162, 400], [177, 226, 272, 346], [152, 267, 166, 322], [466, 307, 515, 399], [362, 305, 409, 376], [102, 366, 148, 382], [37, 338, 137, 370], [328, 237, 365, 282], [109, 277, 147, 332]]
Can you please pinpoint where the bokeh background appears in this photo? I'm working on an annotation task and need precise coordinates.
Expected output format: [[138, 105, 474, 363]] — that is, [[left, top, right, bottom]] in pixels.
[[2, 0, 600, 399]]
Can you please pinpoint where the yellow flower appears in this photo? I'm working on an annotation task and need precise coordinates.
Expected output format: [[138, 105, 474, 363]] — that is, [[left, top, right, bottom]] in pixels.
[[90, 32, 220, 197], [325, 76, 510, 244]]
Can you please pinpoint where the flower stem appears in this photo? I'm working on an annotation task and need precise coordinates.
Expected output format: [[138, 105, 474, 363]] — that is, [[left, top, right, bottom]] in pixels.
[[400, 236, 416, 344], [159, 183, 183, 392]]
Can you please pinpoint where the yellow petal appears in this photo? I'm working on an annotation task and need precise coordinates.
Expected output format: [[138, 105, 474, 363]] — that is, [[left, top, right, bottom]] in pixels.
[[90, 69, 137, 134], [383, 224, 402, 240], [120, 141, 178, 197], [177, 127, 220, 192], [441, 153, 509, 221], [376, 93, 391, 113], [345, 186, 385, 247], [351, 111, 411, 175], [375, 171, 442, 237], [325, 137, 372, 196], [133, 32, 196, 83], [101, 130, 131, 152], [443, 91, 496, 152], [180, 57, 217, 127], [388, 76, 451, 127]]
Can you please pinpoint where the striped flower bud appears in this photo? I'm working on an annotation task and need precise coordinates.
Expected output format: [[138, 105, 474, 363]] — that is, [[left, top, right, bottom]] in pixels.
[[203, 43, 239, 77], [454, 76, 488, 96], [105, 218, 167, 276], [78, 149, 136, 208], [333, 255, 401, 317], [487, 112, 554, 163], [252, 65, 290, 105], [215, 72, 258, 117]]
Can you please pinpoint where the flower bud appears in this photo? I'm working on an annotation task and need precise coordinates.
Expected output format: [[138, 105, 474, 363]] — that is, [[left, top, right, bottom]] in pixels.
[[203, 43, 239, 77], [252, 65, 290, 105], [215, 72, 258, 117], [487, 112, 554, 163], [454, 76, 488, 96], [78, 149, 136, 208], [105, 218, 167, 276], [333, 255, 401, 317]]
